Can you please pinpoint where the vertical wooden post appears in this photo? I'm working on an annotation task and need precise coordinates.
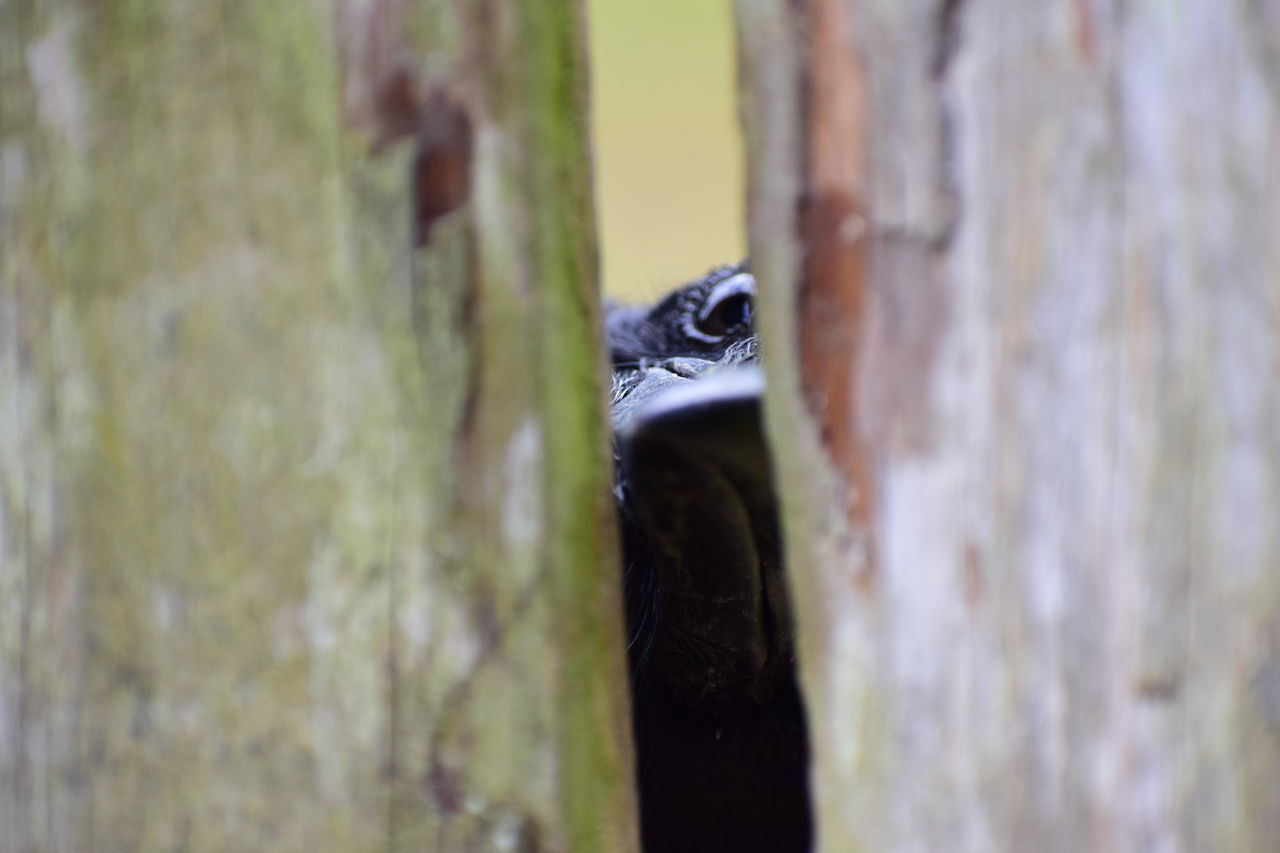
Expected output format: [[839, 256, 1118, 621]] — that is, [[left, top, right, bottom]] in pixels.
[[737, 0, 1280, 849], [0, 1, 635, 850]]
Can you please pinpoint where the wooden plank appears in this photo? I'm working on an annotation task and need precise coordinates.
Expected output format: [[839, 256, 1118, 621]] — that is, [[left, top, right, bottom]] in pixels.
[[0, 1, 635, 850], [736, 0, 1280, 848]]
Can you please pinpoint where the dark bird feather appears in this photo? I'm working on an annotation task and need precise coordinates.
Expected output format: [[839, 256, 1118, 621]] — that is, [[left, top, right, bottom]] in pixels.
[[607, 263, 811, 853]]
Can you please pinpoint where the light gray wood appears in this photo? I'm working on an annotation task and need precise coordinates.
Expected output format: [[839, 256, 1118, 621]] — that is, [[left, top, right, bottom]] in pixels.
[[737, 0, 1280, 849]]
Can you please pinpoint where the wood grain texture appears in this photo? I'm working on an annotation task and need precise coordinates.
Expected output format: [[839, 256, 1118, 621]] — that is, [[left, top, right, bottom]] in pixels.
[[737, 0, 1280, 849], [0, 1, 635, 851]]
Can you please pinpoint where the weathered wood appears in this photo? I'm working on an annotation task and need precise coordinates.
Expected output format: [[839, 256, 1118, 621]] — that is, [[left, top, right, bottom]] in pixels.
[[737, 0, 1280, 849], [0, 1, 635, 851]]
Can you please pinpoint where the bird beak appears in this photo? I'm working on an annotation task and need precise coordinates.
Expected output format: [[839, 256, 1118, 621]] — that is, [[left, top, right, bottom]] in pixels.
[[618, 366, 787, 703]]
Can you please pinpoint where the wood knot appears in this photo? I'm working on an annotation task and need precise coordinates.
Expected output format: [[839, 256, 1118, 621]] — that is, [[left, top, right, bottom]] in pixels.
[[412, 87, 473, 247]]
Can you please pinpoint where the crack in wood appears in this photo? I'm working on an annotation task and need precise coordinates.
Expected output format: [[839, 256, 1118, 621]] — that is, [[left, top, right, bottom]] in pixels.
[[929, 0, 968, 250]]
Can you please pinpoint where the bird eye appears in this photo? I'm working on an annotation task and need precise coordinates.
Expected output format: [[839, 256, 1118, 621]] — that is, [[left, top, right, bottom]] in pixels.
[[694, 273, 756, 340], [698, 293, 752, 337]]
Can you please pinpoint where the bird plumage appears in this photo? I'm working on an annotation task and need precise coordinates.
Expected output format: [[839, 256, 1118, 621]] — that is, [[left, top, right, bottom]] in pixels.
[[607, 263, 811, 853]]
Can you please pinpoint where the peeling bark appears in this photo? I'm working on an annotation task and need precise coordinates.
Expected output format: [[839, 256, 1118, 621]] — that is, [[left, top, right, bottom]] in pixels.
[[738, 0, 1280, 849]]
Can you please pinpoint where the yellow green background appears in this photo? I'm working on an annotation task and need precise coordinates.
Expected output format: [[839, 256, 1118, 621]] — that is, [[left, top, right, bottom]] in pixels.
[[587, 0, 744, 299]]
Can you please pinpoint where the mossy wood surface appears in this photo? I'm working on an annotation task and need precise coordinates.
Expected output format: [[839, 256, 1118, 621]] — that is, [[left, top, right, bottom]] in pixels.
[[0, 1, 635, 851], [737, 0, 1280, 850]]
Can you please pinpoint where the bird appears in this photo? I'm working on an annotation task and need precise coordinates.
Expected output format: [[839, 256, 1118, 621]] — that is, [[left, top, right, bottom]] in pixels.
[[606, 263, 812, 853]]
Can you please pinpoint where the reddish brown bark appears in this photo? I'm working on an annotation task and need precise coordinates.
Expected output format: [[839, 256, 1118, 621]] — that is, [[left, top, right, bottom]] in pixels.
[[798, 0, 877, 560]]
